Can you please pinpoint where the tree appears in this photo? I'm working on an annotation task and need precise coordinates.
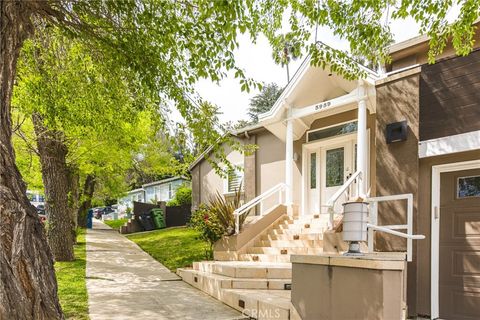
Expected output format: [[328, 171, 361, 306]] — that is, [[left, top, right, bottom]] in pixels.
[[13, 29, 162, 262], [272, 35, 302, 82], [248, 83, 283, 122], [1, 0, 479, 318]]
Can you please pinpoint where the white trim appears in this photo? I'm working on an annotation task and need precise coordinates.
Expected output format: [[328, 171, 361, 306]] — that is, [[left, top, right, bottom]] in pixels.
[[290, 89, 360, 120], [306, 120, 358, 143], [419, 130, 480, 158], [431, 160, 480, 319]]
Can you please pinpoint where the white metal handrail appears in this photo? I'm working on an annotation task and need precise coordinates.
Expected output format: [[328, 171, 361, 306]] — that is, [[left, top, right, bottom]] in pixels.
[[366, 193, 424, 262], [325, 170, 362, 227], [234, 183, 286, 234]]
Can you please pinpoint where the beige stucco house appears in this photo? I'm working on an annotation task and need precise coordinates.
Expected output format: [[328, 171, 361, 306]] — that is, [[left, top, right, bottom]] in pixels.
[[183, 29, 480, 320]]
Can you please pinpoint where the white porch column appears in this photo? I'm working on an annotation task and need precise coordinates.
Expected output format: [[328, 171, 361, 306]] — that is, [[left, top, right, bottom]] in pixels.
[[357, 80, 368, 198], [285, 114, 294, 214]]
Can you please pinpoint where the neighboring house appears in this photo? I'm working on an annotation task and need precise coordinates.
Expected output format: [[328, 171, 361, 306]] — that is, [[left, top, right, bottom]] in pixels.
[[187, 28, 480, 319], [118, 176, 190, 208], [118, 188, 145, 209], [142, 176, 190, 204], [27, 190, 45, 208]]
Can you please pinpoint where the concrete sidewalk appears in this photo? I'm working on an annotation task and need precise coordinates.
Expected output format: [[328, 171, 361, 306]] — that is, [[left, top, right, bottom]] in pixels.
[[86, 220, 242, 320]]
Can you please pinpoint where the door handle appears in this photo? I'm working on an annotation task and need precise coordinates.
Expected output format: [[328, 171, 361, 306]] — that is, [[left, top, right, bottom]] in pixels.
[[434, 206, 439, 220]]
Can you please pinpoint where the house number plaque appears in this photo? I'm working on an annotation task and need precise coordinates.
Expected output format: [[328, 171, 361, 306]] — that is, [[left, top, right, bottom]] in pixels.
[[315, 101, 332, 111]]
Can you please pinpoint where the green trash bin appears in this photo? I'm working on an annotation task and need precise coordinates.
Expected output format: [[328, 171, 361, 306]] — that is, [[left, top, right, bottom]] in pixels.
[[150, 208, 166, 229]]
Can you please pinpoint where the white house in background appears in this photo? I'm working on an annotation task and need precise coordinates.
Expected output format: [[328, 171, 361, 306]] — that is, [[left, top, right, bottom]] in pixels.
[[117, 188, 145, 209], [119, 176, 190, 209], [142, 176, 190, 203]]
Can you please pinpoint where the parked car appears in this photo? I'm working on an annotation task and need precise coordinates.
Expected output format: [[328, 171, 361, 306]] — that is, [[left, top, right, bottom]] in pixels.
[[94, 206, 116, 219], [36, 204, 45, 215], [93, 207, 104, 219]]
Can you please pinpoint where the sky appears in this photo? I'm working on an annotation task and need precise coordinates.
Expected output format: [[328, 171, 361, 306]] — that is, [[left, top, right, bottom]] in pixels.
[[173, 7, 461, 125]]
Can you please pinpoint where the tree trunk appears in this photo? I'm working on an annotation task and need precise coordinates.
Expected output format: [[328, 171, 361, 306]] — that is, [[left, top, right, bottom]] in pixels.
[[33, 114, 74, 262], [0, 1, 63, 318], [67, 167, 80, 244], [77, 174, 96, 228]]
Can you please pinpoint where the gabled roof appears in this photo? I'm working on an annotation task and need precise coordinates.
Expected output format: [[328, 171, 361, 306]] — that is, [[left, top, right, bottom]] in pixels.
[[258, 43, 379, 141], [142, 176, 188, 188], [188, 123, 266, 171]]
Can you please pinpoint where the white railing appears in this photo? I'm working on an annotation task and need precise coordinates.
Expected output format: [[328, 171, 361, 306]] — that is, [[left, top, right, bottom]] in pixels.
[[325, 170, 362, 227], [234, 183, 286, 234], [366, 193, 425, 262]]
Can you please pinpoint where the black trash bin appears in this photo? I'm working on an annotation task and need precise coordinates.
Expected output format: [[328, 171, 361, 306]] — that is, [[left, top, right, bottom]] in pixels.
[[139, 212, 155, 231]]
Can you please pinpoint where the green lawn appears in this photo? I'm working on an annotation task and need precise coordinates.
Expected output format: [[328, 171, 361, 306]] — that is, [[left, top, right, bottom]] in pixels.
[[103, 218, 128, 230], [127, 227, 209, 271], [55, 229, 89, 320]]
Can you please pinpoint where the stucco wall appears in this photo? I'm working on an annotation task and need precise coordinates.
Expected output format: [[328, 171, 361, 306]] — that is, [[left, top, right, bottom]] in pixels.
[[191, 131, 286, 212], [375, 71, 420, 316], [190, 141, 244, 210], [291, 260, 405, 320], [255, 132, 287, 212]]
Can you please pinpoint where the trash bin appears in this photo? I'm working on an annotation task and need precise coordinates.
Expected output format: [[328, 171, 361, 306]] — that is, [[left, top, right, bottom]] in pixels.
[[139, 212, 155, 231], [87, 209, 93, 229], [150, 208, 166, 229]]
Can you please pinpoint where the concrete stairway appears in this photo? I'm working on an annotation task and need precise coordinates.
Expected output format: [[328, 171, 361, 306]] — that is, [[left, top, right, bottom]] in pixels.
[[238, 214, 328, 262], [178, 261, 292, 319], [178, 214, 330, 319]]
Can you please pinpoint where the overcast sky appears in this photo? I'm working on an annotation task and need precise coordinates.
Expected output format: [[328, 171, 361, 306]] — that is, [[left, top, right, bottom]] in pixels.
[[171, 8, 460, 125]]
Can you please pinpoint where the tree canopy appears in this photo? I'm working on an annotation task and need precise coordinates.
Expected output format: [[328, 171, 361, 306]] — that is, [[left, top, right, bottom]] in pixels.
[[248, 83, 283, 123]]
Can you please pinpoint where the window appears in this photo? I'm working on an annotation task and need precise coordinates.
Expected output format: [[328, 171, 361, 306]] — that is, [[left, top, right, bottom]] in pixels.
[[146, 188, 155, 202], [310, 153, 317, 189], [457, 176, 480, 198], [307, 121, 357, 142], [326, 147, 344, 187], [226, 167, 244, 193]]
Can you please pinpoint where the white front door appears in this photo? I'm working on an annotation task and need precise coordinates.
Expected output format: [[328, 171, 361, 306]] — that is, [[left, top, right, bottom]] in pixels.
[[321, 141, 356, 213], [304, 134, 357, 215]]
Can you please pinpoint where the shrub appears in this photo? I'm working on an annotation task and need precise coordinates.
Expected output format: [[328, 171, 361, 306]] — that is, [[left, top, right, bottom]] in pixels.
[[167, 185, 192, 207], [189, 186, 249, 258], [190, 204, 224, 259]]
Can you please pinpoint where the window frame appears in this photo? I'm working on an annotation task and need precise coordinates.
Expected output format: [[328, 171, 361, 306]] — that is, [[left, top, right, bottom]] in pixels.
[[306, 120, 358, 143], [223, 163, 244, 195]]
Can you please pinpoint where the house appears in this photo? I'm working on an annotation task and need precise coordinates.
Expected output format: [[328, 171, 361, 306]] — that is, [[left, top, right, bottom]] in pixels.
[[142, 176, 190, 203], [118, 176, 189, 208], [183, 28, 480, 320], [117, 188, 145, 209]]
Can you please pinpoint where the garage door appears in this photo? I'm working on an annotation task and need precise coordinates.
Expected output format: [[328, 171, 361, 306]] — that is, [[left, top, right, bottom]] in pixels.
[[439, 169, 480, 319]]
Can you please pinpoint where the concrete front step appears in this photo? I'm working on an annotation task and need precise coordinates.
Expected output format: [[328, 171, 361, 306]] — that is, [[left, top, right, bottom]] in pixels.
[[282, 219, 330, 226], [178, 266, 291, 320], [261, 233, 324, 241], [222, 289, 291, 320], [239, 254, 292, 263], [275, 222, 326, 231], [284, 214, 330, 222], [178, 268, 291, 290], [255, 239, 323, 247], [193, 261, 292, 279], [269, 228, 327, 236], [247, 247, 323, 255]]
